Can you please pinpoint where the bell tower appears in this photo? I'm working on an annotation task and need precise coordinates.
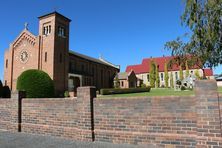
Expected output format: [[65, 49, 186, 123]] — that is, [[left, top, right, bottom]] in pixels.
[[38, 12, 71, 95]]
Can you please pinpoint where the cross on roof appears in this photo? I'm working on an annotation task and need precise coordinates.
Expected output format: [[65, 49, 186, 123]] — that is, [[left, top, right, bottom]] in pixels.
[[24, 22, 28, 30]]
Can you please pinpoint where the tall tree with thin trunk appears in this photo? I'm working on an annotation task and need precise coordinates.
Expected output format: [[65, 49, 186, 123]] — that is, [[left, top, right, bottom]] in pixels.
[[164, 62, 169, 88], [149, 60, 156, 88], [195, 69, 201, 80], [165, 0, 222, 74], [170, 72, 174, 88], [185, 61, 189, 78], [179, 65, 184, 80], [155, 63, 160, 88]]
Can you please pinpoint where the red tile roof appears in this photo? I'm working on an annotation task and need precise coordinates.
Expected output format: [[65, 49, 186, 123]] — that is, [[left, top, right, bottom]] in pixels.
[[203, 69, 213, 76], [125, 56, 213, 76]]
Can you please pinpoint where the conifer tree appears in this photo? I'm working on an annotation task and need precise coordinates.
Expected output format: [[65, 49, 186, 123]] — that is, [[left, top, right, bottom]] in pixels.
[[195, 69, 201, 80], [185, 61, 189, 78], [179, 65, 184, 80], [155, 63, 160, 88], [149, 60, 156, 88], [114, 75, 120, 88], [170, 72, 174, 88], [164, 62, 169, 88]]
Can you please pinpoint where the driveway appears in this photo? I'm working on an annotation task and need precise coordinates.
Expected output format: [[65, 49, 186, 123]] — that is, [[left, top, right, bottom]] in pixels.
[[0, 131, 155, 148]]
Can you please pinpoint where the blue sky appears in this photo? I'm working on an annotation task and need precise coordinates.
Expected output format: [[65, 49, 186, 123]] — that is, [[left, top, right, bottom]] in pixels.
[[0, 0, 221, 80]]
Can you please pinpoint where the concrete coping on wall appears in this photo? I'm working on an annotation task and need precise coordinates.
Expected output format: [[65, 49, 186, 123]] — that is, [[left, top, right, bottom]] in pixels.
[[195, 80, 218, 96], [96, 95, 195, 100]]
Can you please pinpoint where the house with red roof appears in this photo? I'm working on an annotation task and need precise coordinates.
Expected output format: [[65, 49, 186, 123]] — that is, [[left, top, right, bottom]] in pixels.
[[126, 56, 214, 87]]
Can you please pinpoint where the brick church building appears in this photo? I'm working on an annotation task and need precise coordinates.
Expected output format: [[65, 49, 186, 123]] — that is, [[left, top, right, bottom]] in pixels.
[[4, 12, 119, 95]]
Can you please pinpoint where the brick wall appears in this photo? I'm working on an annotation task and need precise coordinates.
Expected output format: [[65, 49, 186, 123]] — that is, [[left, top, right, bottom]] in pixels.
[[0, 99, 18, 132], [0, 80, 221, 147], [21, 86, 96, 141], [94, 96, 197, 146], [195, 81, 222, 147], [220, 95, 222, 136]]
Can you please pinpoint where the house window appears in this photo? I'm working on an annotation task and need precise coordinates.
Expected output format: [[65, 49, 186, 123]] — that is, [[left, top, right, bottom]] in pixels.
[[161, 73, 164, 81], [43, 25, 51, 35], [59, 53, 62, 63], [58, 26, 65, 37], [121, 81, 124, 87], [49, 25, 51, 34], [147, 74, 150, 82], [6, 59, 8, 68], [5, 80, 7, 86], [45, 52, 47, 62]]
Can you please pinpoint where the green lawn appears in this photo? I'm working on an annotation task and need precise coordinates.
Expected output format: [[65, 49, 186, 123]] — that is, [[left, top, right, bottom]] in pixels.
[[99, 88, 194, 98], [218, 87, 222, 94]]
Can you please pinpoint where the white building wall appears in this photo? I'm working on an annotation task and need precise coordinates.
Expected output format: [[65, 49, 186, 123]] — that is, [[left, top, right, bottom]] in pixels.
[[217, 81, 222, 87], [136, 69, 214, 87]]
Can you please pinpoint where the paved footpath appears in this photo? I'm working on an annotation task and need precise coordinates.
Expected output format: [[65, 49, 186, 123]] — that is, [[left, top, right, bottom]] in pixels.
[[0, 131, 155, 148]]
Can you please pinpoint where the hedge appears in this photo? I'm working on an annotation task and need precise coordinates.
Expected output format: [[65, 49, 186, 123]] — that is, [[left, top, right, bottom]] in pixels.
[[17, 69, 54, 98], [2, 86, 11, 98], [100, 87, 151, 95], [0, 80, 3, 97]]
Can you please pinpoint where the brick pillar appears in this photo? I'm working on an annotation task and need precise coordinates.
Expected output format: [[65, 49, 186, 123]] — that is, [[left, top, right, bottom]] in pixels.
[[195, 80, 221, 147], [18, 91, 26, 132], [76, 86, 96, 141]]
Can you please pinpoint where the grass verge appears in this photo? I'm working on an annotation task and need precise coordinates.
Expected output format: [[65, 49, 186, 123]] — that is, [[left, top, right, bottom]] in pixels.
[[99, 88, 194, 98]]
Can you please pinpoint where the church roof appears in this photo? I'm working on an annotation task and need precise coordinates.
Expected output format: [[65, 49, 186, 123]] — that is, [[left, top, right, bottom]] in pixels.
[[125, 56, 213, 76], [38, 11, 71, 22], [69, 50, 119, 69]]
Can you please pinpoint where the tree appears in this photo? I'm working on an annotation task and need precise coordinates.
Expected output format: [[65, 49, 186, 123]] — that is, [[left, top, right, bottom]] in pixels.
[[181, 0, 222, 68], [164, 62, 169, 88], [195, 69, 201, 80], [179, 65, 184, 80], [149, 60, 156, 88], [185, 61, 189, 78], [170, 72, 174, 88], [114, 75, 120, 88], [165, 0, 222, 75], [155, 63, 160, 88], [17, 70, 54, 98]]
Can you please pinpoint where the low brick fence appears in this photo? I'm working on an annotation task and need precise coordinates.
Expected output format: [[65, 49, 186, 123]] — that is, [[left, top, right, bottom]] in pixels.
[[94, 96, 197, 146], [0, 99, 18, 132], [0, 80, 221, 147]]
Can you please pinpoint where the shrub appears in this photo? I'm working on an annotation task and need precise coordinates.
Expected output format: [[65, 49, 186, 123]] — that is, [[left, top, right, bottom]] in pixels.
[[2, 86, 11, 98], [17, 69, 54, 98], [0, 80, 3, 98], [64, 91, 70, 97], [140, 84, 147, 88], [100, 87, 151, 95], [176, 80, 182, 85], [181, 86, 186, 91]]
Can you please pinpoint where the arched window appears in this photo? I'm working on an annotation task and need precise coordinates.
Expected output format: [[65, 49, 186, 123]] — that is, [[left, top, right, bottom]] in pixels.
[[6, 59, 8, 68], [45, 52, 47, 62]]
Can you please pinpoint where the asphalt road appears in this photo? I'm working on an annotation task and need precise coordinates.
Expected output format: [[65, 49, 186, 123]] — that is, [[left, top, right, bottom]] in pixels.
[[0, 131, 155, 148]]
